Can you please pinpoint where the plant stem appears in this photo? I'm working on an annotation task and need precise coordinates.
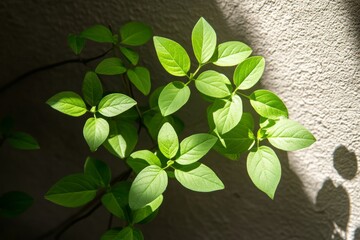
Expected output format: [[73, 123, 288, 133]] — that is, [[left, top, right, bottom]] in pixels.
[[238, 92, 251, 100], [0, 48, 112, 94]]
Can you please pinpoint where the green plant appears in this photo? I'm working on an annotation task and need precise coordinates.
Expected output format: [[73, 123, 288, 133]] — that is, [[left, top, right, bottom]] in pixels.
[[45, 17, 315, 239]]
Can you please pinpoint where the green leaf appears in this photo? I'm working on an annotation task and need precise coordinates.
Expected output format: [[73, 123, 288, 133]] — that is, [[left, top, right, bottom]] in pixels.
[[95, 58, 126, 75], [192, 17, 217, 64], [120, 46, 139, 65], [0, 191, 33, 218], [101, 182, 131, 220], [212, 123, 255, 156], [149, 86, 164, 109], [176, 134, 217, 165], [249, 90, 288, 120], [233, 56, 265, 90], [174, 163, 224, 192], [153, 36, 190, 76], [0, 116, 14, 135], [120, 22, 152, 46], [127, 67, 151, 96], [98, 93, 137, 117], [84, 157, 111, 188], [208, 95, 243, 134], [101, 227, 133, 240], [247, 146, 281, 199], [266, 118, 316, 151], [104, 121, 138, 158], [195, 70, 232, 98], [133, 229, 144, 240], [47, 91, 87, 117], [158, 122, 179, 159], [82, 71, 103, 106], [7, 132, 39, 150], [127, 150, 162, 174], [212, 41, 252, 66], [45, 174, 98, 207], [129, 165, 168, 210], [83, 117, 109, 152], [158, 81, 190, 116], [67, 34, 85, 55], [132, 195, 163, 224], [80, 25, 114, 43], [239, 112, 255, 131]]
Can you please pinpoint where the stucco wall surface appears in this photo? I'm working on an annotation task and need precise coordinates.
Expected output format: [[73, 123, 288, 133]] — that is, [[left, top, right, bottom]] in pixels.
[[0, 0, 359, 240]]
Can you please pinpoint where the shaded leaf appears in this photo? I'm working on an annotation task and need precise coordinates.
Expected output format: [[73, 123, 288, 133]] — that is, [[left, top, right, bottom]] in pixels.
[[95, 58, 126, 75], [120, 22, 152, 46]]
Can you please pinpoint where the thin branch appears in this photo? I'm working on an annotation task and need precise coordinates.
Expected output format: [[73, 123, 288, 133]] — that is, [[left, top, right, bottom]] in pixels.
[[0, 48, 112, 94], [35, 169, 132, 240], [107, 213, 114, 230]]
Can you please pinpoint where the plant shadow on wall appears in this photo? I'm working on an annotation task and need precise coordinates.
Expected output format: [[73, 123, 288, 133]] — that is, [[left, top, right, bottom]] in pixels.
[[315, 145, 358, 240]]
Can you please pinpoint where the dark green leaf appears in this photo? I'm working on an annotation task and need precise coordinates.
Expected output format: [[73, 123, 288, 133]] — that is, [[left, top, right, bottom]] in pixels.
[[233, 56, 265, 90], [80, 25, 114, 43], [212, 41, 252, 66], [129, 165, 168, 210], [45, 174, 98, 207], [83, 117, 109, 152], [120, 46, 139, 65], [47, 91, 87, 117], [82, 71, 103, 106], [67, 34, 85, 55], [84, 157, 111, 188], [127, 67, 151, 96], [195, 70, 232, 98], [175, 163, 224, 192], [158, 81, 190, 116], [120, 22, 152, 46], [95, 58, 126, 75], [247, 146, 281, 199], [7, 132, 39, 150], [192, 17, 217, 64], [0, 191, 33, 218], [101, 182, 131, 220], [101, 227, 133, 240], [98, 93, 136, 117], [153, 36, 190, 76], [266, 118, 316, 151]]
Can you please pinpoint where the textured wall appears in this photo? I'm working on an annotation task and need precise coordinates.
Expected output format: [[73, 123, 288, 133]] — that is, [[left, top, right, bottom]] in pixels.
[[0, 0, 359, 239]]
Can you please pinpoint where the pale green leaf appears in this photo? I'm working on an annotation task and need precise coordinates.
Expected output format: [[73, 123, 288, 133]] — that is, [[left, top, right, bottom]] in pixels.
[[95, 58, 126, 75], [175, 163, 224, 192], [45, 174, 98, 207], [153, 36, 190, 76], [195, 70, 232, 98], [247, 146, 281, 199], [47, 91, 87, 117], [176, 134, 217, 165], [84, 157, 111, 188], [0, 191, 33, 218], [101, 182, 130, 220], [120, 22, 152, 46], [101, 227, 133, 240], [80, 25, 114, 43], [192, 17, 217, 64], [233, 56, 265, 90], [104, 121, 138, 158], [120, 46, 139, 65], [127, 150, 162, 174], [158, 122, 179, 159], [158, 81, 190, 116], [67, 34, 85, 55], [208, 95, 243, 134], [127, 67, 151, 96], [266, 118, 316, 151], [132, 195, 163, 224], [98, 93, 136, 117], [83, 117, 109, 152], [129, 165, 168, 210], [82, 71, 103, 106], [7, 132, 39, 150], [250, 90, 288, 119], [212, 41, 252, 66]]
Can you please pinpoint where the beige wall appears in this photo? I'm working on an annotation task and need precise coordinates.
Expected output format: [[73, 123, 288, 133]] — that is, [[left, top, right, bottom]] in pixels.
[[0, 0, 359, 239]]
